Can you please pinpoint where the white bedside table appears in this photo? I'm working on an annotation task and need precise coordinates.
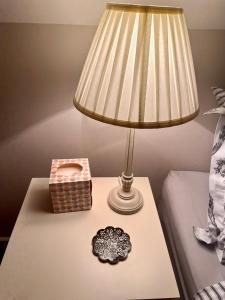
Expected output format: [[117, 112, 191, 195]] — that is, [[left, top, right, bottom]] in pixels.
[[0, 177, 180, 300]]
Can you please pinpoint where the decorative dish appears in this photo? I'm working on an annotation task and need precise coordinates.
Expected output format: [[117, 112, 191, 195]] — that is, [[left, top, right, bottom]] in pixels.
[[92, 226, 132, 264]]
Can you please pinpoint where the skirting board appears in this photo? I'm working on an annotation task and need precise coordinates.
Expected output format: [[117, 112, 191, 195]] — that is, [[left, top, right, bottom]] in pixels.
[[0, 237, 9, 242]]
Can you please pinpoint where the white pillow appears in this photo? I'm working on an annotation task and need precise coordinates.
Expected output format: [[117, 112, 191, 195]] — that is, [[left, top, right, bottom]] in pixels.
[[194, 87, 225, 264]]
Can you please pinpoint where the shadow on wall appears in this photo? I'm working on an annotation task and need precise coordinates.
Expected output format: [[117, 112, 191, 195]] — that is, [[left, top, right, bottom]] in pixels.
[[0, 23, 96, 143], [0, 24, 225, 236], [190, 30, 225, 132]]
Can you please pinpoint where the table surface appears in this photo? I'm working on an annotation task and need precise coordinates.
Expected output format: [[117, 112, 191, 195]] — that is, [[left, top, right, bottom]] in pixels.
[[0, 177, 179, 300]]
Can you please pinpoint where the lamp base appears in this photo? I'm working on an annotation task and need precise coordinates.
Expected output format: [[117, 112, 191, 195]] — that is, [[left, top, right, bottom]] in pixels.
[[108, 186, 143, 215]]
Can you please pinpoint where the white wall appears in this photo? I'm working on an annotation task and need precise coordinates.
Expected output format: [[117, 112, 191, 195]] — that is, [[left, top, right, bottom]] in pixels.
[[0, 23, 225, 235], [1, 0, 225, 29]]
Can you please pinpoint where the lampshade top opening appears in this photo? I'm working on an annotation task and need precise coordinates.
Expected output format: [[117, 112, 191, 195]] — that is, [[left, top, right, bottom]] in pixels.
[[107, 3, 183, 14]]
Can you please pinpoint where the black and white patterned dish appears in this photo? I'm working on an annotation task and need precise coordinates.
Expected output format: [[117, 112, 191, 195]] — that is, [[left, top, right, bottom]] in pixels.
[[92, 226, 132, 264]]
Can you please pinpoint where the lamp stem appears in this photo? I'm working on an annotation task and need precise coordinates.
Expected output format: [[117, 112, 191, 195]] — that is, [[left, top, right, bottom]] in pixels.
[[107, 128, 143, 214], [124, 128, 135, 176], [121, 128, 135, 193]]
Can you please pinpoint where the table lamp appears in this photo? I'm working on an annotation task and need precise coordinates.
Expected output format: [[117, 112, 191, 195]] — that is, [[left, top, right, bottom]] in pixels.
[[74, 3, 199, 214]]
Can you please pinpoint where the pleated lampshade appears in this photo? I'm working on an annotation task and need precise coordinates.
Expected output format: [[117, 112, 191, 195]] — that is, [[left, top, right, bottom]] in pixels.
[[74, 3, 199, 128]]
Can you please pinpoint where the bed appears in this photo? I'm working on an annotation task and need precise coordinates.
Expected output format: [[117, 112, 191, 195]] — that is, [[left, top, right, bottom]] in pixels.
[[161, 170, 225, 299]]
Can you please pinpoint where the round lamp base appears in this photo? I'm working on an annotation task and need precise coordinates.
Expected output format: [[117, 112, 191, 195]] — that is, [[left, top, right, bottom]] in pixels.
[[108, 186, 143, 215]]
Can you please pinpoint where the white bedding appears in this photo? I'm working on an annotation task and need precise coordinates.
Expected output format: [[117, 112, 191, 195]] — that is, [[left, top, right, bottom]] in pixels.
[[161, 171, 225, 299]]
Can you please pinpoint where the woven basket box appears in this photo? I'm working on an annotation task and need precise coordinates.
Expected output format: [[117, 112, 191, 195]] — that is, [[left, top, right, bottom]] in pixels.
[[49, 158, 92, 213]]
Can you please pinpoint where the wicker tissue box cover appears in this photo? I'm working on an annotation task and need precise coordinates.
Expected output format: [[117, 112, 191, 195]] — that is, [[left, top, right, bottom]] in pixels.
[[49, 158, 92, 213]]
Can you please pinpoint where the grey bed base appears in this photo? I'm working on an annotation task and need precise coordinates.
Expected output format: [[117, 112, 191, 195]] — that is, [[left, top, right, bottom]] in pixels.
[[161, 171, 225, 299]]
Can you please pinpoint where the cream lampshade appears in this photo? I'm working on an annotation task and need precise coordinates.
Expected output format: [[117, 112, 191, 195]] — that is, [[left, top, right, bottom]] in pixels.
[[74, 3, 199, 214]]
